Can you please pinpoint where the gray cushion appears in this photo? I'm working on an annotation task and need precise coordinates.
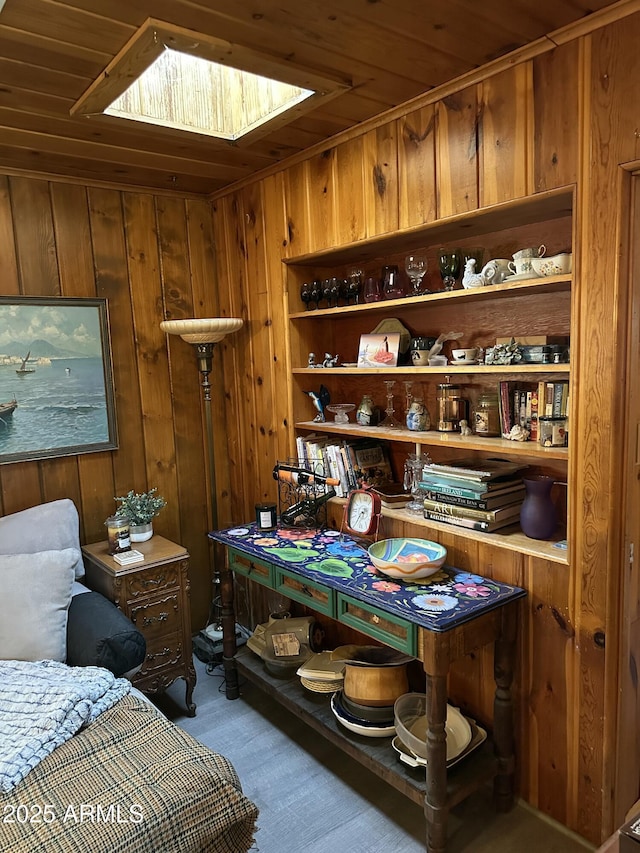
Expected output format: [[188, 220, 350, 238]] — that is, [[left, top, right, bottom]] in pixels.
[[0, 499, 84, 579], [0, 548, 79, 662]]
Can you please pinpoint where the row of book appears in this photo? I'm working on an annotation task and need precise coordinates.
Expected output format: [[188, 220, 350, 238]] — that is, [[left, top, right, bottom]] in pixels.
[[420, 457, 526, 532], [499, 380, 569, 441], [295, 433, 394, 497]]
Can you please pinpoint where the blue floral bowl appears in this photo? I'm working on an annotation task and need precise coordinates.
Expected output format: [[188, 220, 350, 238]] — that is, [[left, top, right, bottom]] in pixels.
[[367, 538, 447, 580]]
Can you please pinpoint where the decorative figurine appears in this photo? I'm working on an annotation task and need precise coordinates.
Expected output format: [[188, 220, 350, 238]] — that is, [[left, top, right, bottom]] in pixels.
[[428, 331, 464, 361], [322, 353, 340, 368], [308, 352, 317, 368], [485, 338, 523, 365], [306, 384, 330, 422], [459, 419, 473, 436], [461, 258, 498, 289], [406, 397, 430, 431], [506, 423, 530, 441]]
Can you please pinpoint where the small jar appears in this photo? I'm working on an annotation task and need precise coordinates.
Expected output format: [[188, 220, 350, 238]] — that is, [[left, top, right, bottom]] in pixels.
[[473, 392, 501, 436], [105, 515, 131, 555], [255, 502, 277, 531], [406, 397, 430, 431], [357, 394, 375, 426], [538, 416, 567, 447]]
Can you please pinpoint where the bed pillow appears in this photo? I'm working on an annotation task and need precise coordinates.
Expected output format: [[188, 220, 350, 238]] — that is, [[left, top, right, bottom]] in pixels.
[[66, 592, 147, 677], [0, 549, 78, 662], [0, 499, 84, 580]]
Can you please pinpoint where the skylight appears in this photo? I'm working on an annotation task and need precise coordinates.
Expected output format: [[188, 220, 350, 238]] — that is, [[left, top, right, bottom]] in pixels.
[[71, 21, 350, 146], [105, 48, 315, 141]]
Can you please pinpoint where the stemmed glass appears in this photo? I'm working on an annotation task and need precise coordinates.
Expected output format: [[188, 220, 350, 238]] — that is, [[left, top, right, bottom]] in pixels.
[[438, 249, 462, 291], [378, 380, 402, 429], [346, 268, 363, 305], [300, 281, 313, 310], [405, 255, 428, 296]]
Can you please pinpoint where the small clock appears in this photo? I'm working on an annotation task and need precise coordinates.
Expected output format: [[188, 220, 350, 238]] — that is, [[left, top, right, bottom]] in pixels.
[[343, 488, 382, 537]]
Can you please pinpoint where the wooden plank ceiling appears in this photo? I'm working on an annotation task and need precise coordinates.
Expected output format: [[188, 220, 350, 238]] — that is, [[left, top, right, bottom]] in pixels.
[[0, 0, 621, 196]]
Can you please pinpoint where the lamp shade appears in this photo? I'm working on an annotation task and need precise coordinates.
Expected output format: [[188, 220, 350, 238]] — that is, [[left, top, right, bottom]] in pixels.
[[160, 317, 243, 344]]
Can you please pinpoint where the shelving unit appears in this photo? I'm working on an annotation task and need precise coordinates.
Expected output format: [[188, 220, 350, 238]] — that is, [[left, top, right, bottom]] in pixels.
[[283, 186, 574, 560]]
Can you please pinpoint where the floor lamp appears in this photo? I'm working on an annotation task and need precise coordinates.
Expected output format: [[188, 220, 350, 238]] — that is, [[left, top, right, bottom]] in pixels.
[[160, 317, 243, 650]]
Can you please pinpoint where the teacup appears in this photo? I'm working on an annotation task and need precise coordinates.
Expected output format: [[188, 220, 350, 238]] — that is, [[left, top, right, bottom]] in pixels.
[[511, 245, 546, 275], [486, 259, 512, 284], [451, 347, 478, 363]]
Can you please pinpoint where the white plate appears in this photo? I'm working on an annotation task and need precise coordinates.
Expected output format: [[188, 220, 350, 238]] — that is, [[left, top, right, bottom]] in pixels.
[[330, 691, 396, 738], [391, 716, 487, 768], [503, 271, 541, 282]]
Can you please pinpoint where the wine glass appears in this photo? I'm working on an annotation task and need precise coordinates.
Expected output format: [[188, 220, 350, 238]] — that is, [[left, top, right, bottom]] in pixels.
[[404, 255, 428, 295], [300, 281, 313, 310], [309, 279, 322, 309], [363, 276, 382, 303], [346, 268, 363, 305], [438, 249, 462, 291]]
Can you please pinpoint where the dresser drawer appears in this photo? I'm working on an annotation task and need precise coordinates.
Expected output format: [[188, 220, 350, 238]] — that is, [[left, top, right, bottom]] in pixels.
[[228, 549, 274, 587], [126, 563, 182, 598], [129, 592, 181, 639], [138, 633, 184, 678], [337, 593, 416, 655], [275, 568, 335, 617]]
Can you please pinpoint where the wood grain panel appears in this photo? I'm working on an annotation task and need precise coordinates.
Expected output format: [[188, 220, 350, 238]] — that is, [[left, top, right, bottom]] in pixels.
[[436, 86, 479, 219], [362, 123, 399, 238], [283, 160, 311, 258], [0, 176, 19, 293], [397, 105, 437, 230], [334, 136, 367, 244], [533, 42, 581, 192], [50, 183, 93, 298], [305, 149, 337, 254], [10, 177, 60, 295], [478, 65, 533, 206]]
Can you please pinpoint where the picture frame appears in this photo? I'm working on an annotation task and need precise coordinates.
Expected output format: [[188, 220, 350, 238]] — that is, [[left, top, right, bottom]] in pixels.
[[0, 296, 118, 464], [357, 333, 401, 368]]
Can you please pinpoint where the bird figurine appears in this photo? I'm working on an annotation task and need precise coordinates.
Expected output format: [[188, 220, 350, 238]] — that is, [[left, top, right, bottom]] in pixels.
[[306, 384, 330, 422]]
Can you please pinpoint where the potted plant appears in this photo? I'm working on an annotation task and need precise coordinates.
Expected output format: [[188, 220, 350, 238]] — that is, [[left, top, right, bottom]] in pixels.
[[114, 487, 167, 542]]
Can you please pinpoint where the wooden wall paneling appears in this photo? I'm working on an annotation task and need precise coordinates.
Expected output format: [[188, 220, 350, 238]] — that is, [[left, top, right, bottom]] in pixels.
[[87, 187, 147, 496], [40, 456, 82, 527], [0, 175, 19, 292], [212, 192, 255, 522], [532, 41, 581, 192], [239, 180, 282, 505], [283, 160, 311, 258], [575, 16, 640, 839], [0, 462, 40, 516], [524, 559, 573, 823], [362, 122, 399, 238], [76, 451, 117, 544], [122, 193, 180, 537], [261, 173, 294, 466], [435, 86, 479, 219], [616, 171, 640, 827], [397, 105, 437, 230], [50, 182, 93, 298], [156, 194, 212, 626], [305, 149, 337, 254], [478, 64, 534, 207], [9, 177, 60, 294], [334, 136, 367, 244]]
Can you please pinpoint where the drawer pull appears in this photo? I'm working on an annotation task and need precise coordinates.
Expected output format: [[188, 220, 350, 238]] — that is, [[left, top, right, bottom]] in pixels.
[[372, 614, 380, 624], [301, 584, 313, 598], [142, 611, 169, 626], [147, 647, 171, 661]]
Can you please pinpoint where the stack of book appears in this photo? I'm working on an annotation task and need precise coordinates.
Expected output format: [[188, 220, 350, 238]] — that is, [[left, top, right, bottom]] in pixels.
[[295, 434, 396, 496], [420, 458, 527, 532]]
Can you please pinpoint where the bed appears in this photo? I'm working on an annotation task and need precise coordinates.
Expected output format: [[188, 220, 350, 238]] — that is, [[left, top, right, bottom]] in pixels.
[[1, 690, 258, 852]]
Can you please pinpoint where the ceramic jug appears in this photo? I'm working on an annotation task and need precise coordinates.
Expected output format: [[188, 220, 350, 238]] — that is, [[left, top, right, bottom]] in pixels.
[[520, 475, 558, 539]]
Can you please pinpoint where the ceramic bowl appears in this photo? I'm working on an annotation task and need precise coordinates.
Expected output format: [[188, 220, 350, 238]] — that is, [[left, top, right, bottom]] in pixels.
[[367, 538, 447, 580], [393, 693, 472, 762], [530, 253, 572, 276]]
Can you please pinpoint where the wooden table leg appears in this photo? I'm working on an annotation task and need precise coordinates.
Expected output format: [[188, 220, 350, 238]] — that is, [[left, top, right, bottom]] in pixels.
[[493, 602, 517, 811], [424, 670, 449, 853], [219, 550, 239, 700]]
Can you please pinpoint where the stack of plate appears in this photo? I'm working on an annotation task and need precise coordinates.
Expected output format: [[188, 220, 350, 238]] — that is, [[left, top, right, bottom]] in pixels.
[[393, 693, 486, 767], [296, 651, 346, 694], [330, 690, 396, 738]]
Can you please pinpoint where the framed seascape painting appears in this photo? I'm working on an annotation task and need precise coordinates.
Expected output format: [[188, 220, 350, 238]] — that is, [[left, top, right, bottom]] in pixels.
[[0, 297, 118, 464]]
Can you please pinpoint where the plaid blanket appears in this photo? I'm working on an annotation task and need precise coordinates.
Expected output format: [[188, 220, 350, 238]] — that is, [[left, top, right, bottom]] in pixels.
[[2, 693, 258, 852], [0, 659, 130, 793]]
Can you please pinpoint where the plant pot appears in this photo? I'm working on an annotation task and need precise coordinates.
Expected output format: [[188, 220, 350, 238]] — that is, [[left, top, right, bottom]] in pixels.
[[130, 521, 153, 542]]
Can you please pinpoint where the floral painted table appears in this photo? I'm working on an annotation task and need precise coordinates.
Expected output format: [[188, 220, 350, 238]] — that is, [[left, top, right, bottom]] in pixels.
[[210, 523, 527, 853]]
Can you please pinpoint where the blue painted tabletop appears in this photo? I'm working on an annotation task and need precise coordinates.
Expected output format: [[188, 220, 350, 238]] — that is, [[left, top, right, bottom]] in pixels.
[[210, 524, 526, 633]]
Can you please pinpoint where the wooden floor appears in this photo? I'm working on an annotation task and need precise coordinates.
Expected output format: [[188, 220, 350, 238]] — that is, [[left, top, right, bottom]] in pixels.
[[156, 656, 595, 853]]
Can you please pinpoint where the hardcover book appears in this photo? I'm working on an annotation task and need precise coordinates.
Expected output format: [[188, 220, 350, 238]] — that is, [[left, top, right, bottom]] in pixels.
[[423, 499, 523, 524], [424, 509, 520, 532], [423, 457, 527, 483], [422, 485, 525, 510]]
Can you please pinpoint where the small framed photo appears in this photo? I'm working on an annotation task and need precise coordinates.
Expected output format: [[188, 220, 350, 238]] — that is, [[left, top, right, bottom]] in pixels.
[[357, 333, 401, 368]]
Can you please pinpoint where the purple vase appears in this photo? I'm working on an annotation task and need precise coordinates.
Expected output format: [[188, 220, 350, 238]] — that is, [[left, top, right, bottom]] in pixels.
[[520, 475, 558, 540]]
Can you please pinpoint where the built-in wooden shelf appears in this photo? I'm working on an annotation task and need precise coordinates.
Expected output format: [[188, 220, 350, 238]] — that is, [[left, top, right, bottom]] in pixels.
[[293, 364, 570, 376]]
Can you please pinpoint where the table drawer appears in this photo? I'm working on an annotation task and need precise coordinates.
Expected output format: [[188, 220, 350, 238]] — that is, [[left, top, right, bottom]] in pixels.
[[337, 593, 416, 655], [126, 562, 182, 598], [275, 568, 336, 617], [137, 633, 184, 679], [129, 592, 181, 639], [228, 549, 274, 587]]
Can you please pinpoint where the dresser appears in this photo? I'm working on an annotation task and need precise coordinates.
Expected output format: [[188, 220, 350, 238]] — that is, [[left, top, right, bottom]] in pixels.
[[82, 535, 196, 716]]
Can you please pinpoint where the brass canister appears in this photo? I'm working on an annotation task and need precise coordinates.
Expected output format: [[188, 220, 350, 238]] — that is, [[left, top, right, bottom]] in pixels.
[[436, 382, 468, 432]]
